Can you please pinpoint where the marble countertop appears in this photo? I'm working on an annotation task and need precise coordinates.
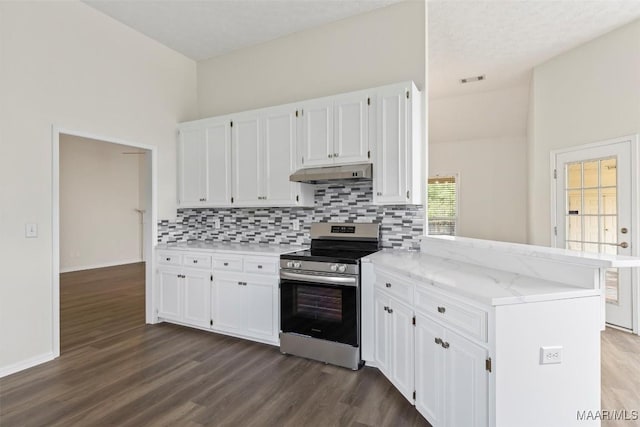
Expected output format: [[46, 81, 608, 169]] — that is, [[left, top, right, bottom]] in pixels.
[[156, 241, 306, 256], [423, 235, 640, 268], [364, 249, 601, 306]]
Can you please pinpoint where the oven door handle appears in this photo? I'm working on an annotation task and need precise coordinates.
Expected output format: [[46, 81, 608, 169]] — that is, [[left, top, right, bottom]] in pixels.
[[280, 271, 357, 287]]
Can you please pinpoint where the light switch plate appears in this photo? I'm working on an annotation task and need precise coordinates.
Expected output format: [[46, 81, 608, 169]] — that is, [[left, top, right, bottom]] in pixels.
[[213, 219, 221, 229], [540, 346, 563, 364], [25, 223, 38, 238], [292, 220, 300, 231]]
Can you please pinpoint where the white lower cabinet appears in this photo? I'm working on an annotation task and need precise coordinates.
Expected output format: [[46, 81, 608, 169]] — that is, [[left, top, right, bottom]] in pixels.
[[157, 266, 212, 329], [374, 291, 415, 402], [213, 272, 278, 344], [415, 314, 488, 427], [372, 265, 489, 427]]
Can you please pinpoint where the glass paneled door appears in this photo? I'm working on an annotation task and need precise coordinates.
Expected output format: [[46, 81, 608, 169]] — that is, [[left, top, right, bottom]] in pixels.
[[555, 139, 633, 330]]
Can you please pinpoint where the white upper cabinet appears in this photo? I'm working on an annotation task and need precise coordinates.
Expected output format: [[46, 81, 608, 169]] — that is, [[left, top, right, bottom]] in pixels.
[[178, 119, 232, 208], [299, 98, 334, 167], [373, 82, 423, 205], [333, 92, 370, 165], [298, 91, 371, 168], [231, 113, 262, 206]]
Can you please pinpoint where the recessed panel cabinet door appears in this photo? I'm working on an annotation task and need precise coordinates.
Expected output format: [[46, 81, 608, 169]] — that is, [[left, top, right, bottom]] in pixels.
[[232, 115, 261, 206], [300, 99, 333, 167], [374, 292, 391, 377], [334, 93, 369, 165], [215, 277, 247, 333], [263, 109, 296, 204], [246, 279, 276, 341], [205, 122, 232, 206], [157, 268, 182, 322], [444, 329, 488, 427], [389, 299, 415, 402], [415, 314, 445, 426], [375, 86, 409, 204], [178, 128, 206, 206], [182, 269, 211, 329]]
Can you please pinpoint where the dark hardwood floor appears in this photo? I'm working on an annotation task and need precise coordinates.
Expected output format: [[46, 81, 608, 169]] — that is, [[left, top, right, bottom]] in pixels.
[[0, 263, 428, 427]]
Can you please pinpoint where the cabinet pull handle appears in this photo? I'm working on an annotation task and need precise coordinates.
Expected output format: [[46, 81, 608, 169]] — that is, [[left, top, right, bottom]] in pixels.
[[441, 341, 450, 349], [193, 260, 198, 264], [434, 337, 442, 345], [334, 153, 339, 157], [437, 306, 446, 314], [257, 265, 263, 269], [166, 257, 170, 261], [223, 262, 229, 266], [328, 154, 333, 158], [385, 282, 391, 288], [238, 281, 243, 286], [387, 308, 393, 314], [383, 306, 389, 312]]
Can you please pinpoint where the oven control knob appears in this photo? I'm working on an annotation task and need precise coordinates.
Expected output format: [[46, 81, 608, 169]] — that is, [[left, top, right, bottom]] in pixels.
[[286, 261, 294, 268], [337, 264, 347, 273], [330, 264, 338, 272], [293, 262, 301, 269]]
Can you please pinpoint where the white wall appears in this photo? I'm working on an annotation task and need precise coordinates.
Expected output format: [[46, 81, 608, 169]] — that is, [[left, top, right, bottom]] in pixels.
[[429, 86, 529, 243], [197, 0, 425, 117], [529, 18, 640, 245], [60, 135, 144, 272], [0, 2, 197, 372]]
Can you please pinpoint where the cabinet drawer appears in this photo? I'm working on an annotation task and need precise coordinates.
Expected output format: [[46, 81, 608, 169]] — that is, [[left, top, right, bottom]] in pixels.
[[183, 254, 212, 269], [415, 286, 487, 343], [213, 255, 244, 272], [244, 257, 278, 275], [374, 267, 414, 305], [158, 251, 182, 266]]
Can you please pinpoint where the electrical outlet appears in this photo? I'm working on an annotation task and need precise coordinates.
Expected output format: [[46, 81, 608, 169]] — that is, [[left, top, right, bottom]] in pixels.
[[292, 220, 300, 231], [25, 223, 38, 238], [213, 219, 221, 229], [540, 346, 563, 364]]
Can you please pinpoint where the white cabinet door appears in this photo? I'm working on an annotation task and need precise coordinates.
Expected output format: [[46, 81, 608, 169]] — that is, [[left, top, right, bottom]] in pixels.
[[205, 121, 232, 206], [182, 269, 212, 329], [232, 114, 261, 206], [262, 107, 297, 205], [374, 292, 391, 377], [246, 277, 277, 342], [300, 99, 333, 167], [444, 329, 488, 427], [333, 92, 369, 165], [157, 268, 182, 322], [415, 314, 445, 426], [374, 85, 409, 204], [178, 127, 206, 206], [215, 276, 247, 333], [389, 299, 415, 402]]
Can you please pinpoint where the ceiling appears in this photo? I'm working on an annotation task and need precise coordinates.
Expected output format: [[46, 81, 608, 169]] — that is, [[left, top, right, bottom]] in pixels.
[[84, 0, 640, 99], [429, 1, 640, 98], [84, 0, 400, 61]]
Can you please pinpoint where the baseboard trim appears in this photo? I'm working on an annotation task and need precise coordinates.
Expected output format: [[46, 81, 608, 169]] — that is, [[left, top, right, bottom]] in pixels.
[[60, 259, 143, 273], [0, 352, 55, 378]]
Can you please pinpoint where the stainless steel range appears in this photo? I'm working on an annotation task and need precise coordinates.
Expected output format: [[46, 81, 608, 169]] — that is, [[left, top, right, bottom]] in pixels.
[[279, 222, 380, 370]]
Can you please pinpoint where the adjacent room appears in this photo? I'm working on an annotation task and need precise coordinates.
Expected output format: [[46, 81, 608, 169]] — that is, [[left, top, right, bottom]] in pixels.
[[1, 1, 639, 426]]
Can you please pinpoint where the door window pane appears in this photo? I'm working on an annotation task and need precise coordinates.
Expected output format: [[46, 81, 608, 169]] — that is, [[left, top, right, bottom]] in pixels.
[[567, 163, 582, 189], [601, 158, 616, 187], [567, 190, 581, 213], [583, 216, 599, 243], [583, 161, 599, 187], [583, 189, 599, 215], [567, 216, 582, 242]]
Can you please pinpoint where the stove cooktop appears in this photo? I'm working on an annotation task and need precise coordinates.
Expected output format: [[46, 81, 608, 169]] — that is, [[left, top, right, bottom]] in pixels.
[[281, 248, 379, 264]]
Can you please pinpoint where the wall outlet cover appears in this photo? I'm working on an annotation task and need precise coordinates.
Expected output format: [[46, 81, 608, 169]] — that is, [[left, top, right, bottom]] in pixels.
[[25, 223, 38, 238], [540, 346, 563, 364]]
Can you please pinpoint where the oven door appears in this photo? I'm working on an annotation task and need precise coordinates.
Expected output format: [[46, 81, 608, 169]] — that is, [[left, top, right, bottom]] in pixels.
[[280, 270, 359, 347]]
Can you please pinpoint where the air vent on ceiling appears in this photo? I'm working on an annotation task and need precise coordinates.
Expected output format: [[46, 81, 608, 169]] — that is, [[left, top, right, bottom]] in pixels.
[[460, 75, 486, 84]]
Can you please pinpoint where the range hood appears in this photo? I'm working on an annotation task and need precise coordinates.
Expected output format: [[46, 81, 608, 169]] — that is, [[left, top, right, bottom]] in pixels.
[[289, 163, 373, 184]]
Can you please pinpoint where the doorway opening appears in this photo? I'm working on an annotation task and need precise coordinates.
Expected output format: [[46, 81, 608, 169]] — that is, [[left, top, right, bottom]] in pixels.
[[52, 127, 157, 357], [552, 135, 639, 333]]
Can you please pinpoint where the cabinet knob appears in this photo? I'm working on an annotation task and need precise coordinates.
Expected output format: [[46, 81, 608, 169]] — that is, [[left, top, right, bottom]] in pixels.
[[387, 308, 393, 314], [434, 337, 442, 345], [328, 154, 333, 158], [223, 262, 229, 266], [437, 306, 446, 314], [193, 260, 198, 263], [238, 281, 243, 286], [441, 341, 450, 349], [258, 265, 263, 269], [166, 257, 170, 261], [385, 282, 391, 288], [334, 153, 339, 157], [383, 306, 389, 312]]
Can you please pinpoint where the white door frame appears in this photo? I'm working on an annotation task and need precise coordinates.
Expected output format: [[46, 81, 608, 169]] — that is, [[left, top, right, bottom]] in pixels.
[[51, 125, 158, 358], [550, 134, 640, 334]]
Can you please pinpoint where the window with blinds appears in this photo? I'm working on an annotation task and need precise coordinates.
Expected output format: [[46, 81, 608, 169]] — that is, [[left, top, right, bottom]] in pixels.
[[428, 176, 457, 236]]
